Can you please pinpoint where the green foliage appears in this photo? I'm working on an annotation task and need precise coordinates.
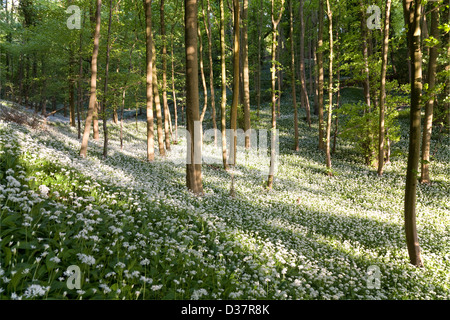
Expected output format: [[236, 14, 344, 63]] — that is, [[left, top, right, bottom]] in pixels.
[[336, 82, 407, 164]]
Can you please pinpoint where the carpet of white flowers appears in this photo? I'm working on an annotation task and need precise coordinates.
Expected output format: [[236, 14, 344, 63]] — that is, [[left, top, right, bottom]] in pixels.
[[0, 102, 449, 300]]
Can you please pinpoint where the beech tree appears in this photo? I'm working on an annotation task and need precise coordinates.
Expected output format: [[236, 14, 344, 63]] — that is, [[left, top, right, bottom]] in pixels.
[[267, 0, 284, 190], [79, 0, 101, 158], [420, 3, 440, 184], [403, 0, 424, 268], [145, 0, 155, 162], [185, 0, 203, 194]]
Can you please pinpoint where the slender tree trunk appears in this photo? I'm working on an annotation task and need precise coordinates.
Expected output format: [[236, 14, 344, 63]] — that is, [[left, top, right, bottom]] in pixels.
[[242, 0, 251, 149], [145, 0, 155, 161], [102, 0, 113, 159], [361, 0, 371, 108], [289, 0, 299, 151], [80, 0, 101, 158], [299, 0, 311, 127], [171, 34, 178, 144], [256, 0, 263, 119], [198, 22, 209, 122], [185, 0, 203, 194], [220, 0, 228, 170], [403, 0, 424, 268], [152, 38, 166, 156], [276, 23, 281, 118], [160, 0, 171, 151], [69, 47, 76, 127], [77, 14, 84, 140], [325, 0, 333, 176], [420, 4, 439, 184], [230, 0, 240, 166], [378, 0, 392, 176], [317, 0, 325, 150], [267, 0, 284, 189], [203, 0, 217, 145]]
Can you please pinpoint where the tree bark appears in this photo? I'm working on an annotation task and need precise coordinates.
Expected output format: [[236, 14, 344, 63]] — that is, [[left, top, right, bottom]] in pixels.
[[299, 0, 311, 127], [145, 0, 155, 161], [185, 0, 203, 194], [160, 0, 171, 151], [220, 0, 228, 170], [198, 22, 209, 122], [230, 0, 240, 166], [403, 0, 424, 268], [203, 0, 217, 145], [152, 38, 166, 157], [420, 4, 439, 184], [289, 0, 299, 151], [242, 0, 251, 149], [378, 0, 392, 176], [102, 0, 113, 160], [80, 0, 101, 158], [325, 0, 333, 176], [267, 0, 284, 189], [317, 0, 325, 150]]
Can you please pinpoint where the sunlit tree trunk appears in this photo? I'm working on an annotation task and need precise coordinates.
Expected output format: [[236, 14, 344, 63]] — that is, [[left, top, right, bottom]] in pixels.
[[242, 0, 251, 149], [299, 0, 311, 127], [160, 0, 171, 151], [403, 0, 424, 268], [144, 0, 154, 161], [378, 0, 392, 176], [267, 0, 284, 189], [325, 0, 333, 175], [198, 22, 208, 122], [171, 34, 178, 144], [101, 0, 113, 159], [289, 0, 299, 151], [80, 0, 101, 158], [317, 0, 325, 150], [420, 4, 439, 184], [230, 0, 240, 166], [152, 38, 166, 157], [185, 0, 203, 194], [203, 0, 217, 145], [220, 0, 228, 170]]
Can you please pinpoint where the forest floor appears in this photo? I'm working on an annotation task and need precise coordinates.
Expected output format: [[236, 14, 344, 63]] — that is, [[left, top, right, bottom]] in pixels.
[[0, 93, 449, 300]]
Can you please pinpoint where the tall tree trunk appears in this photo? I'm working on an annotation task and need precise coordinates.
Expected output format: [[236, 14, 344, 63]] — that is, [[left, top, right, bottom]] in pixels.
[[185, 0, 203, 194], [256, 0, 263, 119], [299, 0, 311, 127], [80, 0, 101, 158], [145, 0, 155, 161], [420, 4, 439, 184], [152, 39, 166, 156], [203, 0, 217, 145], [160, 0, 171, 151], [171, 34, 178, 144], [276, 23, 282, 118], [220, 0, 228, 170], [242, 0, 251, 149], [267, 0, 284, 189], [69, 47, 76, 127], [102, 0, 113, 160], [317, 0, 325, 150], [377, 0, 392, 176], [289, 0, 299, 151], [230, 0, 240, 166], [403, 0, 424, 268], [325, 0, 333, 176], [77, 13, 84, 140], [360, 0, 371, 108], [198, 22, 209, 122]]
